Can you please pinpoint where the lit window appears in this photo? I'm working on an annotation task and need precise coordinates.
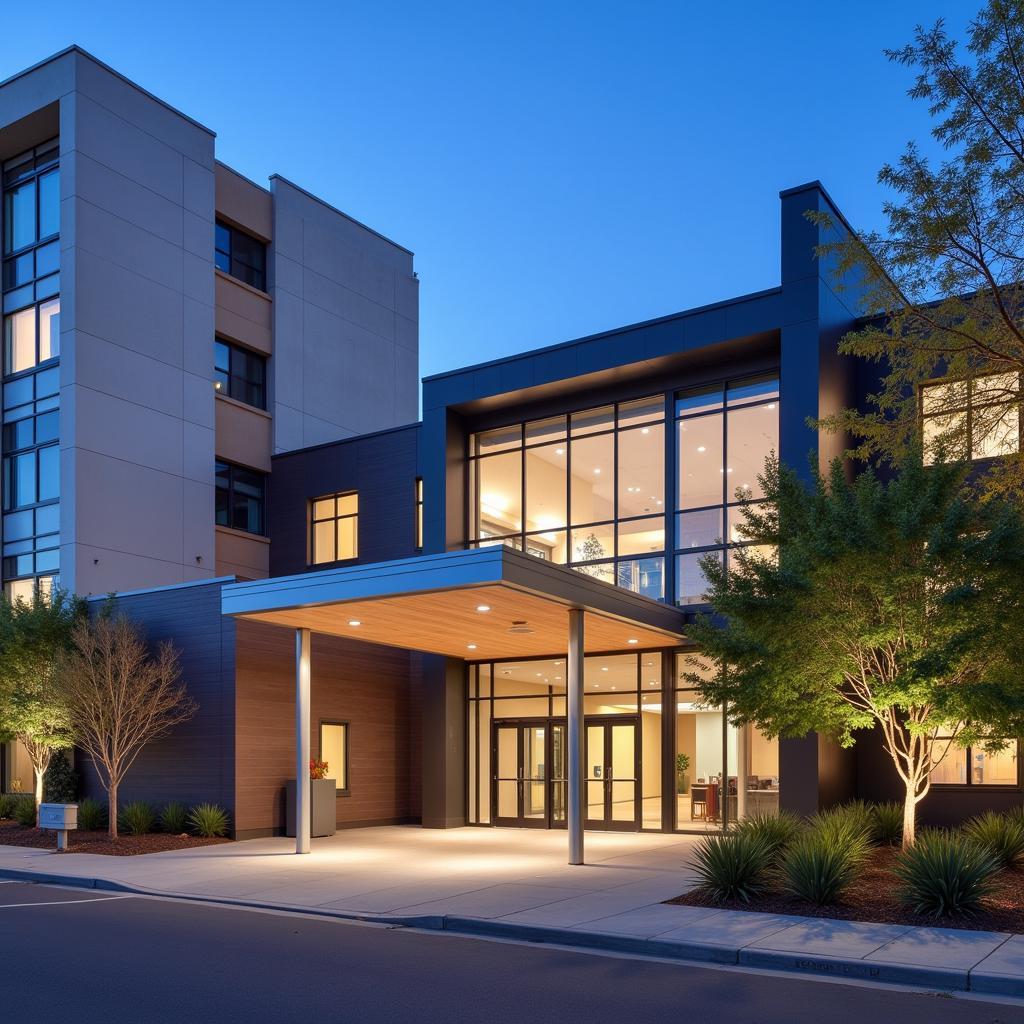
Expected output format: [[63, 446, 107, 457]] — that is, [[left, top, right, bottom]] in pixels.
[[921, 374, 1021, 464], [311, 492, 358, 564], [932, 734, 1019, 786], [319, 722, 348, 792]]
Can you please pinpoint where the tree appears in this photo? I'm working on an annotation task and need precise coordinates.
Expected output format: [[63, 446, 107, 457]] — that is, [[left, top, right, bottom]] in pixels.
[[684, 455, 1024, 847], [813, 1, 1024, 496], [0, 591, 84, 823], [58, 615, 196, 840]]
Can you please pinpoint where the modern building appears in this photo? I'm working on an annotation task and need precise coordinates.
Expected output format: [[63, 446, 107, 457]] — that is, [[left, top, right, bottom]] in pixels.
[[1, 49, 1019, 859]]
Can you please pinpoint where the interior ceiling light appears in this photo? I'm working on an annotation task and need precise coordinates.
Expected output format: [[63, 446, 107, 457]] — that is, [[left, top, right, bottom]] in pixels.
[[348, 619, 361, 626], [476, 604, 491, 612], [467, 643, 477, 650], [628, 638, 638, 645]]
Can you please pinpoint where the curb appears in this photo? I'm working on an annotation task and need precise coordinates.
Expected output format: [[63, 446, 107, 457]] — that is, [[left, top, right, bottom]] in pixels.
[[2, 866, 1018, 998]]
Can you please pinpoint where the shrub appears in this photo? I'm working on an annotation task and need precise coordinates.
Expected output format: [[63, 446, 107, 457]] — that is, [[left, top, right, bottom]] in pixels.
[[159, 801, 188, 835], [13, 796, 37, 827], [77, 798, 107, 832], [781, 828, 869, 905], [0, 794, 16, 820], [871, 802, 905, 846], [188, 803, 230, 838], [811, 802, 875, 847], [962, 811, 1024, 870], [43, 751, 79, 804], [119, 801, 157, 836], [734, 811, 805, 861], [691, 833, 773, 903], [895, 829, 1000, 917]]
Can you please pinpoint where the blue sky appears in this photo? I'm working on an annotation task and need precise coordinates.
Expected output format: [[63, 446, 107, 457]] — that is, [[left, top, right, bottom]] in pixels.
[[2, 1, 973, 378]]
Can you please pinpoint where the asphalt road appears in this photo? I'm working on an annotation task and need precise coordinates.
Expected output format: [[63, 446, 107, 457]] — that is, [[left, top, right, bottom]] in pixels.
[[1, 881, 1021, 1024]]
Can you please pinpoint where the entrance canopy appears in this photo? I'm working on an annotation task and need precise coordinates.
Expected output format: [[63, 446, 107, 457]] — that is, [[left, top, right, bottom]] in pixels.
[[221, 546, 686, 660]]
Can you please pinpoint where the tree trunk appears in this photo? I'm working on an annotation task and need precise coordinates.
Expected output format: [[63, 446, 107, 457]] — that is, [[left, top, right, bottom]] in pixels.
[[902, 783, 917, 849], [108, 781, 118, 840], [33, 768, 44, 828]]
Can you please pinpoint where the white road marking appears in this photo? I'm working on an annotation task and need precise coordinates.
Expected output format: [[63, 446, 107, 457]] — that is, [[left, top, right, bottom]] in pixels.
[[0, 895, 131, 909]]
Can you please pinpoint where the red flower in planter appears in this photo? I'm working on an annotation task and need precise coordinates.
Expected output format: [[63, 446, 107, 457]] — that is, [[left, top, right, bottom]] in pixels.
[[310, 759, 329, 780]]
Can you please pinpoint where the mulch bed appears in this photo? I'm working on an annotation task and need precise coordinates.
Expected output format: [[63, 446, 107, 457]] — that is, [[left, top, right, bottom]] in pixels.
[[0, 820, 230, 856], [667, 846, 1024, 932]]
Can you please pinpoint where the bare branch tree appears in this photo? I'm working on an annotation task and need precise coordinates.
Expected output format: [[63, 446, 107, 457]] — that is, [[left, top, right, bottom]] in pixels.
[[58, 616, 196, 839]]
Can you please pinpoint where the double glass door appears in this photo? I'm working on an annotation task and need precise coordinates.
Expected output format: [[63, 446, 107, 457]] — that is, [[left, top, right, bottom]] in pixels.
[[491, 717, 639, 830]]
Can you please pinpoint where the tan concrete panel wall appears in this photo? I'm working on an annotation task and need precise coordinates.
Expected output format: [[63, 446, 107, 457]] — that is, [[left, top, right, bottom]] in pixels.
[[215, 162, 272, 239], [215, 397, 272, 472], [215, 272, 272, 353], [216, 526, 270, 580]]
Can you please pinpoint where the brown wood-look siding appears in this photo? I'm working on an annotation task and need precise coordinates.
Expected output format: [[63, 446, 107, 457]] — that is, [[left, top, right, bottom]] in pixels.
[[234, 619, 420, 837]]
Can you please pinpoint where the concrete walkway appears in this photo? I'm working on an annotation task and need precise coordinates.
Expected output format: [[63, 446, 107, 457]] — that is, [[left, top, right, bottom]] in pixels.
[[1, 826, 1022, 999]]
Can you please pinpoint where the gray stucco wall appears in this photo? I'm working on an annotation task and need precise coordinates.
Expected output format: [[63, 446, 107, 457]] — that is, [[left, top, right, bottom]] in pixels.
[[269, 176, 419, 452]]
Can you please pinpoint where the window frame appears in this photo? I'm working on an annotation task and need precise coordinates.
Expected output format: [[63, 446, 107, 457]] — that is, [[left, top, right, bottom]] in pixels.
[[214, 460, 267, 536], [931, 736, 1021, 789], [920, 373, 1023, 463], [466, 395, 668, 601], [214, 336, 267, 409], [214, 219, 267, 292], [318, 719, 350, 796], [309, 491, 359, 565]]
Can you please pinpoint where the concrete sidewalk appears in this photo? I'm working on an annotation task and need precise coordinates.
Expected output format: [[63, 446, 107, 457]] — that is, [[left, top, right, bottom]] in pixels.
[[1, 826, 1022, 999]]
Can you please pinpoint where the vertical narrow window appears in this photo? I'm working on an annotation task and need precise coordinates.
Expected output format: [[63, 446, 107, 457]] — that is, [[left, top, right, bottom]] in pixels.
[[414, 477, 423, 550], [214, 220, 267, 291], [213, 337, 266, 409], [310, 492, 359, 564], [319, 722, 349, 793], [215, 461, 266, 535]]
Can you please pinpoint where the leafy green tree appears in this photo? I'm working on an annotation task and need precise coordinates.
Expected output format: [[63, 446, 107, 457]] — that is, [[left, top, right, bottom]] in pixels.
[[685, 455, 1024, 847], [0, 591, 85, 823], [813, 1, 1024, 495]]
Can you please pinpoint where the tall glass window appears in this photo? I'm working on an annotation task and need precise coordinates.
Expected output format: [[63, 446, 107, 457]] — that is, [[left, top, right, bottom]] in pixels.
[[674, 376, 778, 605], [469, 396, 666, 600], [2, 139, 61, 600]]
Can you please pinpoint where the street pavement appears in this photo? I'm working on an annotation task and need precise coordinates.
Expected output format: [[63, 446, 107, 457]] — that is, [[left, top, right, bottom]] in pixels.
[[1, 881, 1021, 1024]]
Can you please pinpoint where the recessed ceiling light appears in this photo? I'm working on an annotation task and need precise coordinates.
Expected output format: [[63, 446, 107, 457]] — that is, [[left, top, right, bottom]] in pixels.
[[467, 643, 477, 650], [476, 604, 491, 612], [641, 427, 650, 435], [593, 467, 601, 475], [601, 666, 609, 672], [556, 448, 565, 456], [627, 638, 638, 645], [697, 445, 706, 453], [535, 672, 543, 677], [348, 619, 361, 626]]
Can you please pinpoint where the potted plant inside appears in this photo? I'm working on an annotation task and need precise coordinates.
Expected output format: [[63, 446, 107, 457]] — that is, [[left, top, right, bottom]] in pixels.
[[285, 759, 337, 838], [675, 753, 691, 795]]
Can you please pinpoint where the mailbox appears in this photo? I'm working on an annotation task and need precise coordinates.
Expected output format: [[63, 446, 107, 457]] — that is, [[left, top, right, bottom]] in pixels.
[[39, 802, 78, 850]]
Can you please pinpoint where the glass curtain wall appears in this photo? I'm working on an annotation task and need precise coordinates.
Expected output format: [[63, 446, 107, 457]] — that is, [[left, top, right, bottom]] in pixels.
[[1, 139, 61, 601], [674, 654, 779, 829], [468, 397, 666, 600], [674, 376, 779, 605]]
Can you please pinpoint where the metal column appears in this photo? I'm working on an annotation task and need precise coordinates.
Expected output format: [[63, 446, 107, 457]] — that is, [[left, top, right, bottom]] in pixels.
[[567, 608, 585, 865], [295, 628, 312, 854]]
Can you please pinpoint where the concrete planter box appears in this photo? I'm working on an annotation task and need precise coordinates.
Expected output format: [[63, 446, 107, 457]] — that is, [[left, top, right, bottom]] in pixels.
[[285, 779, 337, 838]]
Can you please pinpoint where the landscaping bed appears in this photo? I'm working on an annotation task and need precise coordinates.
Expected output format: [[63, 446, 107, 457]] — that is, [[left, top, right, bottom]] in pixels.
[[669, 845, 1024, 932], [0, 820, 230, 856]]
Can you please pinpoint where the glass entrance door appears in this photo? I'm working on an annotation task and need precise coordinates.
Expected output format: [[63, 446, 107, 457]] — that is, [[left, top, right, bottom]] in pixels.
[[492, 721, 548, 827], [585, 718, 640, 830]]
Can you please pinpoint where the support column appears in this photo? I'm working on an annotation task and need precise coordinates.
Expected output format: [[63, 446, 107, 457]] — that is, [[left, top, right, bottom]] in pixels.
[[736, 723, 750, 823], [567, 608, 585, 865], [295, 628, 311, 855]]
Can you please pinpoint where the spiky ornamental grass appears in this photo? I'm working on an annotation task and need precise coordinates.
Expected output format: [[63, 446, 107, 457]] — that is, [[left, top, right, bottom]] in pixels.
[[733, 811, 805, 861], [894, 829, 1000, 918], [691, 833, 774, 903], [118, 800, 157, 836], [871, 802, 905, 846], [961, 811, 1024, 870], [159, 801, 188, 834], [76, 798, 107, 831], [187, 803, 230, 838], [781, 828, 869, 906]]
